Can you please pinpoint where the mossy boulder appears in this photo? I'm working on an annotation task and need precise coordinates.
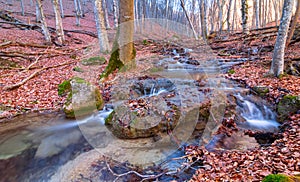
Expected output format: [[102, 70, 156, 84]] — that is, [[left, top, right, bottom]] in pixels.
[[252, 86, 269, 97], [262, 174, 293, 182], [60, 77, 104, 118], [81, 56, 106, 66], [277, 95, 300, 122], [105, 95, 180, 139]]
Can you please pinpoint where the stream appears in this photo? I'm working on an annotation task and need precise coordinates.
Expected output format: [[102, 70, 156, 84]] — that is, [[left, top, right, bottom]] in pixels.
[[0, 47, 280, 182]]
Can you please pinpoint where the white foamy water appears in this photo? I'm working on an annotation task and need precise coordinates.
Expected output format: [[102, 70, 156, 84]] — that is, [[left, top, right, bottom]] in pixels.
[[236, 94, 280, 131]]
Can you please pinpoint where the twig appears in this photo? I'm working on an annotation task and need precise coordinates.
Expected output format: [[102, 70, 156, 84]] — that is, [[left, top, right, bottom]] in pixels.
[[3, 61, 75, 90], [105, 160, 166, 182]]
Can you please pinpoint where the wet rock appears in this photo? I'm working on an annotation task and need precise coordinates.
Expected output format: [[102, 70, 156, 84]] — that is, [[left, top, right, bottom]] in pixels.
[[62, 77, 104, 118], [186, 59, 200, 65], [105, 95, 180, 139], [285, 61, 300, 76], [277, 95, 300, 123], [252, 86, 269, 97]]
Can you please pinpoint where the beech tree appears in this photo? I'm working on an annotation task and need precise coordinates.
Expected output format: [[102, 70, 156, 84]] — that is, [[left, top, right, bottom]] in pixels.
[[36, 0, 51, 43], [100, 0, 136, 78], [52, 0, 65, 44], [270, 0, 294, 77], [94, 0, 110, 52], [241, 0, 249, 34]]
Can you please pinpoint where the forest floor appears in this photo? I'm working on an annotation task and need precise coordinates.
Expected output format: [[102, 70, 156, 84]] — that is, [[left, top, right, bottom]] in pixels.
[[0, 1, 299, 181]]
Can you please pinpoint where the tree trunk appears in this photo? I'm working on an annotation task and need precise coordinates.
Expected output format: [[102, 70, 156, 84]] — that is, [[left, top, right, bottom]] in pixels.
[[180, 0, 198, 39], [232, 0, 237, 31], [74, 0, 82, 26], [36, 0, 51, 43], [112, 0, 118, 28], [102, 0, 111, 29], [241, 0, 249, 34], [35, 1, 41, 22], [59, 0, 64, 18], [52, 0, 65, 44], [20, 0, 25, 16], [270, 0, 294, 77], [100, 0, 136, 78], [94, 0, 110, 52], [255, 0, 260, 29], [227, 0, 233, 32], [286, 0, 300, 46]]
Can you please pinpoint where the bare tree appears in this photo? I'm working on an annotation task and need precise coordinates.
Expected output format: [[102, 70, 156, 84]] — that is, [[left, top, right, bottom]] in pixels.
[[226, 0, 233, 32], [270, 0, 294, 77], [102, 0, 111, 29], [59, 0, 64, 18], [241, 0, 249, 34], [112, 0, 118, 28], [36, 0, 51, 43], [20, 0, 25, 16], [180, 0, 198, 39], [94, 0, 110, 52], [52, 0, 65, 44], [286, 0, 300, 46], [74, 0, 82, 26], [100, 0, 136, 78]]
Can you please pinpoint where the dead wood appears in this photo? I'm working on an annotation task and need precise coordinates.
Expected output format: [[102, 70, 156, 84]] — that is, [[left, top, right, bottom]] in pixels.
[[3, 61, 76, 90]]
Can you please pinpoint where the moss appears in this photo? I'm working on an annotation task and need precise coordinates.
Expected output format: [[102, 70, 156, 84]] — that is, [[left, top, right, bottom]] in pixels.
[[252, 86, 269, 96], [143, 39, 149, 45], [95, 89, 104, 110], [73, 66, 84, 72], [100, 48, 124, 79], [81, 56, 106, 66], [262, 174, 293, 182], [105, 110, 115, 125], [228, 69, 235, 74], [277, 95, 300, 122], [148, 67, 164, 73], [58, 80, 71, 96]]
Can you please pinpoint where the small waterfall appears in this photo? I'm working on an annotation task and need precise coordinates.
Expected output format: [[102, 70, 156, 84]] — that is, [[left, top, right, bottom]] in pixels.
[[144, 83, 168, 97], [235, 94, 280, 131]]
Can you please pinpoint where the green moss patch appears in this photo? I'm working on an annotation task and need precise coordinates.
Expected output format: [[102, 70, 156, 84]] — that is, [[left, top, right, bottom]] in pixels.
[[81, 56, 106, 66], [277, 95, 300, 122], [262, 174, 293, 182]]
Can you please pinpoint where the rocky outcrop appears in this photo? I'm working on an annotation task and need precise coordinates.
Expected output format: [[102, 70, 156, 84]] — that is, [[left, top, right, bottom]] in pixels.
[[60, 77, 104, 118], [277, 95, 300, 122]]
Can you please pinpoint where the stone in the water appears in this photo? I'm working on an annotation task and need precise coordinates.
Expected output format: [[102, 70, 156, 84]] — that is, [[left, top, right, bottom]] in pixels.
[[105, 95, 180, 139], [63, 77, 104, 118]]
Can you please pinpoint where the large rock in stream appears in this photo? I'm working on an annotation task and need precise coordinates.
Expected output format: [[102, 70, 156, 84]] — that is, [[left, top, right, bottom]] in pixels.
[[61, 77, 104, 118], [105, 77, 181, 139]]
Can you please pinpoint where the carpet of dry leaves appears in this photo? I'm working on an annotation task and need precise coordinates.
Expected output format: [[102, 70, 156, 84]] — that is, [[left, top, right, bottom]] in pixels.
[[0, 1, 299, 181]]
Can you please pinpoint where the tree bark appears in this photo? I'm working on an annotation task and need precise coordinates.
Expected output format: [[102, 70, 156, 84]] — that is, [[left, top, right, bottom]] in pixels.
[[286, 0, 300, 46], [52, 0, 65, 44], [112, 0, 118, 28], [59, 0, 64, 18], [180, 0, 198, 39], [102, 0, 111, 29], [20, 0, 25, 16], [270, 0, 294, 77], [36, 0, 51, 43], [94, 0, 110, 52], [100, 0, 136, 78], [241, 0, 249, 34]]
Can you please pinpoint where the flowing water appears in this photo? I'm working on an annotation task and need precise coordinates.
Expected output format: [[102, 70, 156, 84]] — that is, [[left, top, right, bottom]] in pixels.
[[0, 48, 280, 181]]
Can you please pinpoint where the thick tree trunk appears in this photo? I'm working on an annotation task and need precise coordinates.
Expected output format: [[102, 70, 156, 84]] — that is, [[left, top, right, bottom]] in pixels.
[[241, 0, 249, 34], [94, 0, 110, 52], [270, 0, 294, 77], [52, 0, 65, 44], [36, 0, 51, 43], [286, 0, 300, 46]]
